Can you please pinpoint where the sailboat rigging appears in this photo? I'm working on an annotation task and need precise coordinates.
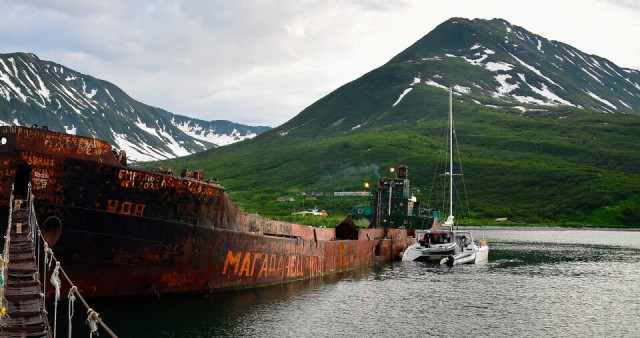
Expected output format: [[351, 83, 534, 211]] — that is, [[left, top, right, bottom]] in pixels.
[[401, 88, 489, 265]]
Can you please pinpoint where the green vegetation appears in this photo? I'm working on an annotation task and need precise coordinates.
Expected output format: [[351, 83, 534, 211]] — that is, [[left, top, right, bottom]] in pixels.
[[143, 105, 640, 228], [138, 18, 640, 228]]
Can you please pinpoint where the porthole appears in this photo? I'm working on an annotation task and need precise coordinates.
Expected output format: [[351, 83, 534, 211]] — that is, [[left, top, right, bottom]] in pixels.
[[1, 136, 6, 145], [42, 216, 63, 247]]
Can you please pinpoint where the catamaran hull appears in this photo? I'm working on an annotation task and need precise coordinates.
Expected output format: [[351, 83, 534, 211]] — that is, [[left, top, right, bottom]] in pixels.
[[440, 252, 475, 266], [401, 245, 456, 262], [440, 245, 489, 266]]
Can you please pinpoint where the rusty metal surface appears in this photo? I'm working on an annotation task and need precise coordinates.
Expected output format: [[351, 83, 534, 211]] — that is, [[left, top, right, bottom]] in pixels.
[[0, 126, 408, 298]]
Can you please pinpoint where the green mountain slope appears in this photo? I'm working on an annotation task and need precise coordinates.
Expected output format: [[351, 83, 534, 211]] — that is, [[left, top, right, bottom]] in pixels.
[[147, 18, 640, 227]]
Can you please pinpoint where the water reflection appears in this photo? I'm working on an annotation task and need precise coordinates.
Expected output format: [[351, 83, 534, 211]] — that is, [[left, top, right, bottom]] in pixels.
[[50, 229, 640, 337]]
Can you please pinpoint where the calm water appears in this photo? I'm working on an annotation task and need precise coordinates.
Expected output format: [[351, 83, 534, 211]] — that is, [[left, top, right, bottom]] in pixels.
[[53, 228, 640, 337]]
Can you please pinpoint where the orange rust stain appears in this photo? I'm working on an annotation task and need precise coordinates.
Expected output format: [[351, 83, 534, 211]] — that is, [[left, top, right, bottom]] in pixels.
[[160, 272, 195, 287]]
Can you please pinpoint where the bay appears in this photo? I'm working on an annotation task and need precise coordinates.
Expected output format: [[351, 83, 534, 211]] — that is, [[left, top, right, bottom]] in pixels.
[[54, 228, 640, 337]]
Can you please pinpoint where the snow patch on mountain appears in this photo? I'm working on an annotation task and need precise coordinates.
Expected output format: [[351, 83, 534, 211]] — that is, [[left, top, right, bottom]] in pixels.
[[0, 68, 27, 102], [135, 117, 158, 136], [156, 127, 191, 157], [393, 88, 412, 106], [580, 66, 604, 85], [104, 88, 115, 102], [537, 38, 544, 52], [0, 59, 11, 75], [425, 79, 448, 90], [618, 100, 631, 109], [509, 53, 560, 88], [495, 74, 519, 95], [8, 58, 18, 77], [83, 81, 98, 99], [460, 54, 488, 65], [172, 119, 258, 146], [453, 85, 471, 94], [32, 68, 51, 102], [518, 74, 574, 106], [586, 90, 617, 110], [486, 62, 514, 72], [111, 129, 174, 162], [513, 95, 546, 105]]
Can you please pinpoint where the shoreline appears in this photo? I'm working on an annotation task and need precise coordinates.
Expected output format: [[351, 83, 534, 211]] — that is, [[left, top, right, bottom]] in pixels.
[[458, 225, 640, 231]]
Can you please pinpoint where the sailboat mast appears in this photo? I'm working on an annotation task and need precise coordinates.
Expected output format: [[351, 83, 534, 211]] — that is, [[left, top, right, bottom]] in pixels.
[[448, 88, 453, 219]]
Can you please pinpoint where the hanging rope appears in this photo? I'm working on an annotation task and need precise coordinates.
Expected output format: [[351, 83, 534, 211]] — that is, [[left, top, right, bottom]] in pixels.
[[51, 262, 61, 301], [46, 251, 118, 337], [0, 265, 5, 324], [51, 261, 61, 338], [86, 308, 99, 337], [15, 183, 119, 337], [43, 241, 49, 305], [68, 286, 77, 338], [36, 229, 41, 280]]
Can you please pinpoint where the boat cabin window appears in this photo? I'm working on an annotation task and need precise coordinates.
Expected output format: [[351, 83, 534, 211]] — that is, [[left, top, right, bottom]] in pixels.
[[430, 233, 451, 244]]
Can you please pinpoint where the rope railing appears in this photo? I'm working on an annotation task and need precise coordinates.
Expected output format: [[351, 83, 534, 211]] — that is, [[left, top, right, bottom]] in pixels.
[[3, 182, 119, 337], [39, 238, 118, 338], [0, 183, 15, 323], [2, 183, 15, 264], [25, 183, 119, 338]]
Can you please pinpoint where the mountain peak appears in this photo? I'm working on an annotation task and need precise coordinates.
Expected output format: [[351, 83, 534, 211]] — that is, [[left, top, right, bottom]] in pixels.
[[275, 18, 639, 138], [0, 52, 270, 161]]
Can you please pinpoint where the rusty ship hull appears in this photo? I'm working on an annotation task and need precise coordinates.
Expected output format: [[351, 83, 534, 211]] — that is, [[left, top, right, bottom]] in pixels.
[[0, 126, 407, 297]]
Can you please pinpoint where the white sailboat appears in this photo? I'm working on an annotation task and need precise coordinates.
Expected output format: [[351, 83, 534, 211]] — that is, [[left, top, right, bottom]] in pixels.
[[402, 88, 489, 265]]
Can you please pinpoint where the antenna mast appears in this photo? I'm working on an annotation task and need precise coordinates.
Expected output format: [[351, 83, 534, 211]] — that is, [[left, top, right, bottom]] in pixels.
[[448, 88, 454, 220]]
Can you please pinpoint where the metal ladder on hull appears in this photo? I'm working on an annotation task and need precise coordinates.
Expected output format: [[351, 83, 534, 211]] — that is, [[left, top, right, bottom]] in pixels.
[[1, 193, 51, 337]]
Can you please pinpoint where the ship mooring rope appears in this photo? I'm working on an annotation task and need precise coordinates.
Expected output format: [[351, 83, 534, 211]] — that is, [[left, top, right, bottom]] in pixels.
[[36, 229, 41, 280], [42, 252, 119, 337], [68, 286, 77, 338], [43, 241, 49, 307], [51, 261, 61, 338], [18, 183, 119, 337], [86, 308, 99, 337]]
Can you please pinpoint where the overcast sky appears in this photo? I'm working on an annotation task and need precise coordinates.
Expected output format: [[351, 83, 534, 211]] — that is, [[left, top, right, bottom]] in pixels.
[[0, 0, 638, 127]]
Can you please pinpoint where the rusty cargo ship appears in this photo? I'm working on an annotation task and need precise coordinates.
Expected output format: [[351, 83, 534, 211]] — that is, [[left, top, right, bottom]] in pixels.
[[0, 125, 408, 298]]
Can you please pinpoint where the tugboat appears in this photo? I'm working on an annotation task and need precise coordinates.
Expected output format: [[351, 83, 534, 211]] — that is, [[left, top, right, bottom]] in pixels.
[[401, 88, 489, 265], [352, 165, 435, 231]]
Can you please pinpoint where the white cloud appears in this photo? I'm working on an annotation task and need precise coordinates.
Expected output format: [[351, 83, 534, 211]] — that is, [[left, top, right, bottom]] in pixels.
[[0, 0, 637, 126]]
